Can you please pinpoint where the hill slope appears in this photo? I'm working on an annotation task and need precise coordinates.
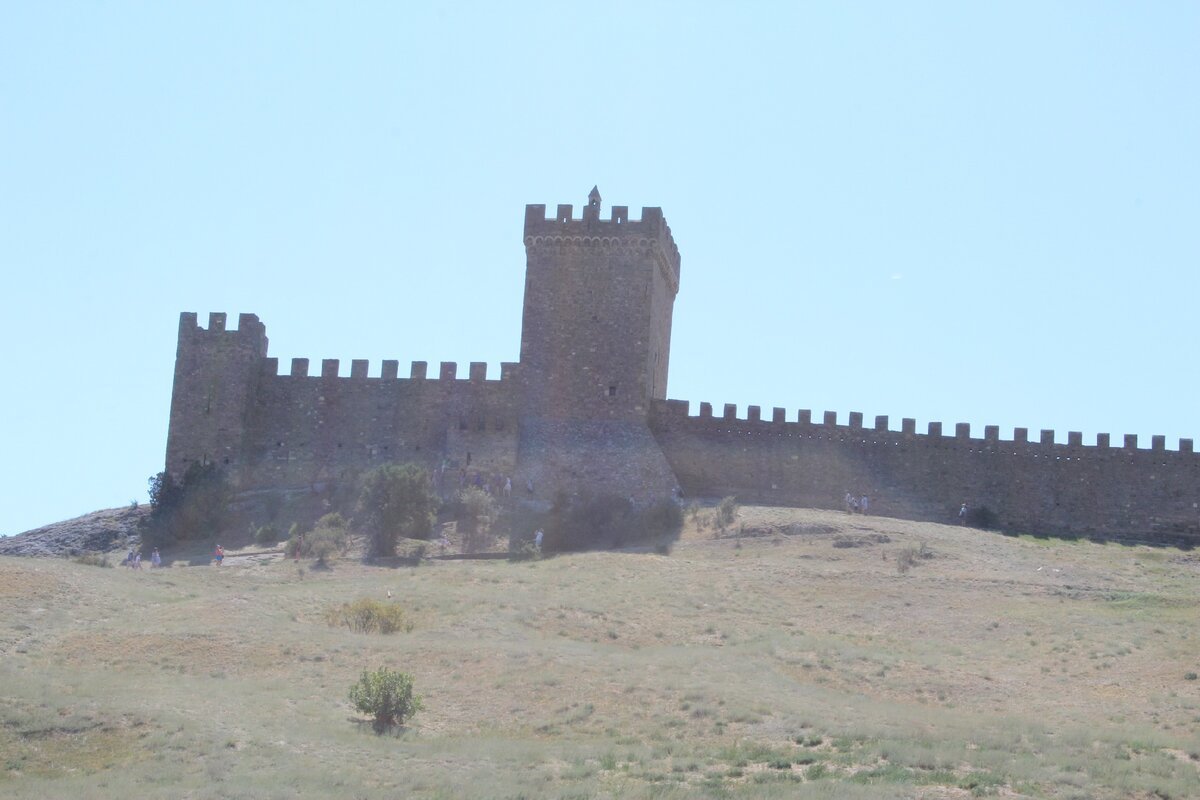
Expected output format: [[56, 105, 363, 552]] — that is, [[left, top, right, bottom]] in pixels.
[[1, 506, 1197, 799], [0, 505, 146, 557]]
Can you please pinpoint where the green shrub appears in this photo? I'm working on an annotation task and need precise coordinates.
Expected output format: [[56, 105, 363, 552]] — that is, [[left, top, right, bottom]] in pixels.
[[716, 496, 739, 532], [509, 540, 542, 561], [641, 500, 683, 539], [349, 667, 422, 731], [456, 486, 497, 553], [542, 493, 685, 552], [73, 553, 111, 568], [253, 521, 281, 546], [308, 513, 349, 566], [144, 463, 231, 547], [358, 464, 438, 557], [327, 598, 412, 634], [284, 522, 302, 558], [965, 505, 999, 529], [547, 492, 634, 551]]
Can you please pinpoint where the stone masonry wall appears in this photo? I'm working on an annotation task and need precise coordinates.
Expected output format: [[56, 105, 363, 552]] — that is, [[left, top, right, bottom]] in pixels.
[[165, 313, 269, 476], [165, 195, 1199, 546], [237, 358, 520, 491], [651, 400, 1200, 545], [167, 312, 520, 494]]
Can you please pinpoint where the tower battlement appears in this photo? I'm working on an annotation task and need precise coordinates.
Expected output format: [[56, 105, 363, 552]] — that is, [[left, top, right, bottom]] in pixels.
[[523, 188, 681, 285]]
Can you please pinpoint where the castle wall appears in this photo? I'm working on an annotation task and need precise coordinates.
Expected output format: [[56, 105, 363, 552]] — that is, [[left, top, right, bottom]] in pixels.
[[237, 358, 520, 491], [166, 312, 520, 493], [165, 195, 1198, 546], [651, 400, 1200, 544]]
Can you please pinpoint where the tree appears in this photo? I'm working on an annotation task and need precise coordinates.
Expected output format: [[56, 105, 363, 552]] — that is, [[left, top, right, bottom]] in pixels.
[[143, 463, 231, 547], [349, 667, 422, 732], [357, 464, 438, 557]]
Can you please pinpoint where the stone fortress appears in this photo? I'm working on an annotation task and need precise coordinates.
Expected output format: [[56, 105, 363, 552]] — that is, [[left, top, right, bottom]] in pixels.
[[165, 189, 1200, 545]]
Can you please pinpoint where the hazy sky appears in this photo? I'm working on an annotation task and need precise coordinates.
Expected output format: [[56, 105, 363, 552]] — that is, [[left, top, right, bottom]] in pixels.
[[2, 2, 1197, 536]]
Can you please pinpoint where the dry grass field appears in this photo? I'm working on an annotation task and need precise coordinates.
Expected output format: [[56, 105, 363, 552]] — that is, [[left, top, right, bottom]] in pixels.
[[1, 505, 1198, 799]]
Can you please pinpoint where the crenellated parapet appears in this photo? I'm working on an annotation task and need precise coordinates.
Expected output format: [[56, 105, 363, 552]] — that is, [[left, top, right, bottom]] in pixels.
[[651, 398, 1200, 544], [651, 399, 1196, 456], [178, 311, 269, 352], [260, 357, 520, 384], [523, 199, 681, 294]]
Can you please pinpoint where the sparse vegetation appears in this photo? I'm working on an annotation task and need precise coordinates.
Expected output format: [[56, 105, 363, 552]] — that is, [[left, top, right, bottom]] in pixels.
[[455, 486, 496, 553], [2, 503, 1198, 799], [542, 492, 684, 552], [326, 598, 412, 634], [252, 521, 281, 546], [641, 499, 683, 540], [72, 553, 111, 567], [349, 667, 423, 732], [896, 541, 934, 573], [716, 495, 739, 533]]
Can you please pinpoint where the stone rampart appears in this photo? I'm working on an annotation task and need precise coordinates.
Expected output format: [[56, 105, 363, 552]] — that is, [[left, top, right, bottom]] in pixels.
[[168, 313, 520, 493], [239, 358, 520, 491], [165, 194, 1198, 546], [651, 400, 1200, 545]]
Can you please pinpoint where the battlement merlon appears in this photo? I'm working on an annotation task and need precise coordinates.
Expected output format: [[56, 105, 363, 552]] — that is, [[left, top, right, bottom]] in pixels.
[[177, 311, 269, 357], [523, 202, 682, 281]]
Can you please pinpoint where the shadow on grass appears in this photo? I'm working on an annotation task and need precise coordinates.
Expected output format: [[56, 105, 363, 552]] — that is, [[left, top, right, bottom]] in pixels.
[[348, 718, 415, 737]]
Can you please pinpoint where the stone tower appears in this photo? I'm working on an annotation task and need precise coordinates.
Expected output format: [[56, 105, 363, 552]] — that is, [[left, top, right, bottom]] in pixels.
[[516, 188, 682, 504], [164, 312, 269, 479]]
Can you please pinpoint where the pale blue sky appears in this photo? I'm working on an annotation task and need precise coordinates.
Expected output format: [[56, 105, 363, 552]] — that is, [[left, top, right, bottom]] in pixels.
[[2, 2, 1197, 536]]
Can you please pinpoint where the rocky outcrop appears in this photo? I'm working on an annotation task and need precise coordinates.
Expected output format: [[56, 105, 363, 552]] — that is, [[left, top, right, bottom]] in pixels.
[[0, 506, 147, 557]]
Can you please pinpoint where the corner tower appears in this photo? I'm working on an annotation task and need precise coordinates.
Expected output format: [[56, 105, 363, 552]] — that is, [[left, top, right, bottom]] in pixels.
[[165, 312, 268, 480], [516, 189, 682, 504]]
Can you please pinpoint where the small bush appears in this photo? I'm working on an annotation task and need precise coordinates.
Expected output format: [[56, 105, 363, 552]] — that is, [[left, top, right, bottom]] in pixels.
[[547, 492, 633, 551], [456, 486, 497, 553], [73, 553, 111, 568], [308, 513, 350, 566], [716, 496, 739, 532], [253, 521, 281, 546], [509, 540, 542, 561], [965, 505, 999, 529], [349, 667, 422, 731], [1185, 672, 1198, 681], [642, 500, 683, 539], [327, 598, 412, 634], [897, 541, 934, 573]]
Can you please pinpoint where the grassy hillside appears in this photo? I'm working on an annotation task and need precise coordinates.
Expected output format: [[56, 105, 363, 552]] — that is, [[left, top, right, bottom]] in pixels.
[[1, 507, 1198, 799]]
